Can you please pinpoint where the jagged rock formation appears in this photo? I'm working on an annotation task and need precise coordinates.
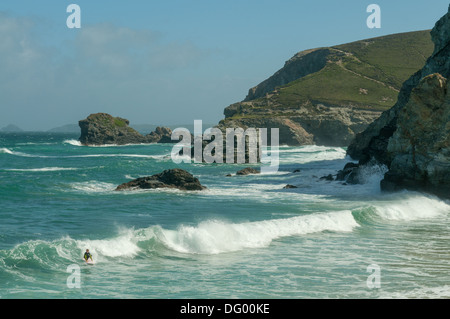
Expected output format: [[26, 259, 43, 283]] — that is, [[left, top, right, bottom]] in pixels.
[[380, 73, 450, 198], [344, 6, 450, 199], [115, 169, 206, 191], [217, 31, 433, 146], [78, 113, 174, 146]]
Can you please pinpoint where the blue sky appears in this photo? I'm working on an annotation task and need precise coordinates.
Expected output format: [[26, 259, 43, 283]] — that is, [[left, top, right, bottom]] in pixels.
[[0, 0, 449, 130]]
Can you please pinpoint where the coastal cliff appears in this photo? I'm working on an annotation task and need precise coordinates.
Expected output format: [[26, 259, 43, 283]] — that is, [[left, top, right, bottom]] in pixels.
[[347, 7, 450, 163], [344, 6, 450, 199], [380, 73, 450, 198]]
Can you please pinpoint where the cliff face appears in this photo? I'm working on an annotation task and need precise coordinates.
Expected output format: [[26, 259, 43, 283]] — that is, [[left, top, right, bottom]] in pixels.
[[244, 48, 330, 101], [218, 106, 381, 146], [380, 73, 450, 198], [79, 113, 174, 146], [344, 5, 450, 199], [218, 30, 433, 146], [347, 6, 450, 164]]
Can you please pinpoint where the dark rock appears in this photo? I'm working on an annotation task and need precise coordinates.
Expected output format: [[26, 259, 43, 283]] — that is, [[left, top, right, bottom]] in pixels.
[[292, 169, 301, 173], [146, 126, 174, 143], [283, 184, 298, 189], [320, 174, 334, 181], [336, 162, 359, 181], [236, 167, 260, 175], [115, 169, 206, 191]]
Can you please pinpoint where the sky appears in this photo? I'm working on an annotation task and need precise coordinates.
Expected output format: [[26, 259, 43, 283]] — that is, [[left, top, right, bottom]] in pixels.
[[0, 0, 449, 131]]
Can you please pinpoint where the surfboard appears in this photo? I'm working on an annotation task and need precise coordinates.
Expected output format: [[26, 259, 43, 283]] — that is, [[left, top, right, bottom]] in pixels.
[[83, 258, 95, 265]]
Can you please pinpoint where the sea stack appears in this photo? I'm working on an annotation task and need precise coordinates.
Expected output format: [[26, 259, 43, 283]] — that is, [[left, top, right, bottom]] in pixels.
[[78, 113, 174, 146]]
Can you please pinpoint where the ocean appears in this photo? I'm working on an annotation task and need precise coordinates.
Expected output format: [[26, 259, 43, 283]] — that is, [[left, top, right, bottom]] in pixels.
[[0, 132, 449, 299]]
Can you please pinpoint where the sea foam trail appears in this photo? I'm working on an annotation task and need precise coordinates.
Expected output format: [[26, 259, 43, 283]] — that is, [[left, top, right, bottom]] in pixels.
[[63, 139, 160, 147], [0, 147, 168, 160], [0, 148, 13, 154], [0, 148, 49, 158], [4, 167, 79, 172]]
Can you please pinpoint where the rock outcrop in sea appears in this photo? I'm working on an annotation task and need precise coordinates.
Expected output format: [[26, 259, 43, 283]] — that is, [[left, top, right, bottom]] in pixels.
[[343, 6, 450, 199], [115, 169, 206, 191], [78, 113, 174, 146]]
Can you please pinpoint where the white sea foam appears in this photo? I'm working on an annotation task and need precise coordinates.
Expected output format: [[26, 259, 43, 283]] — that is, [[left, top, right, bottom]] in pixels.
[[381, 285, 450, 299], [63, 139, 160, 147], [373, 194, 450, 222], [69, 154, 168, 159], [277, 145, 347, 165], [0, 147, 49, 158], [70, 181, 116, 193], [5, 167, 79, 172], [59, 211, 359, 258], [0, 147, 168, 160], [76, 229, 141, 259], [0, 148, 14, 154], [63, 139, 83, 146], [158, 211, 359, 254]]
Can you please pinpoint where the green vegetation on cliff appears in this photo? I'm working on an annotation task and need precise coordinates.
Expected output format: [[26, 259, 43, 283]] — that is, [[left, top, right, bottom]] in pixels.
[[217, 30, 434, 147]]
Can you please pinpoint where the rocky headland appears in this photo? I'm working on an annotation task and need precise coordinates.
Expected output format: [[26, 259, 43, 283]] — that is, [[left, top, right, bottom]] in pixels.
[[216, 30, 433, 147]]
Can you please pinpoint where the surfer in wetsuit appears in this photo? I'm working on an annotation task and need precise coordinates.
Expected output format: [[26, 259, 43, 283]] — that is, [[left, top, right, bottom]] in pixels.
[[84, 249, 93, 262]]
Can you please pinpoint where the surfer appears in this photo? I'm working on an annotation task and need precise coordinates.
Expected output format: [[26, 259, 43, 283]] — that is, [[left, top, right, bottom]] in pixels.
[[84, 249, 93, 262]]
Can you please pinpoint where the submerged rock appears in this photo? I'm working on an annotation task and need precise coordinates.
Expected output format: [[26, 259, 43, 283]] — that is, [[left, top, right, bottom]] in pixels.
[[236, 167, 260, 175], [115, 169, 206, 191], [320, 174, 334, 181]]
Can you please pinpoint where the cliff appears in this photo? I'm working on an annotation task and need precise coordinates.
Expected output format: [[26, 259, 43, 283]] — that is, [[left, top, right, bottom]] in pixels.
[[380, 73, 450, 198], [218, 30, 433, 146], [345, 6, 450, 199], [347, 7, 450, 163]]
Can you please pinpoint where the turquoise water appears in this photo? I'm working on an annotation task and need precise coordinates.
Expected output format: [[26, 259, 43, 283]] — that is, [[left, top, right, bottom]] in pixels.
[[0, 132, 449, 299]]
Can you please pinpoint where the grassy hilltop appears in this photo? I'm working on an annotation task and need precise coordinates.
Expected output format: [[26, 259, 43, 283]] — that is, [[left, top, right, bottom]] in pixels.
[[217, 30, 434, 146], [227, 30, 433, 118]]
